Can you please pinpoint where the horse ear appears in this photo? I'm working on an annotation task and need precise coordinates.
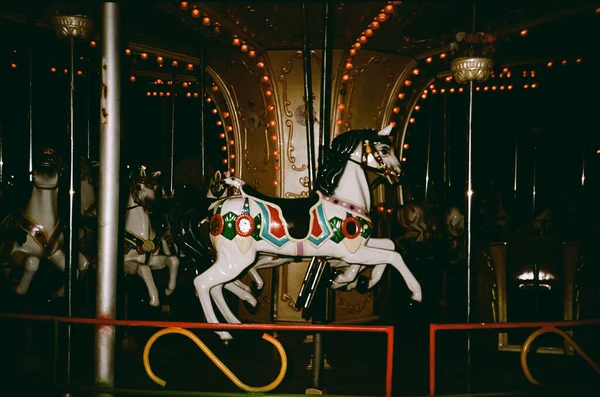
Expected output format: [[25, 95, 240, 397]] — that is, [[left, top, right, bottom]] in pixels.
[[377, 123, 393, 137], [214, 170, 222, 181], [140, 166, 147, 178], [151, 170, 161, 178]]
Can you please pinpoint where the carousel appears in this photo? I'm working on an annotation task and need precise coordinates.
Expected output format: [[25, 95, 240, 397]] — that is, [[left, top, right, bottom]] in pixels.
[[0, 1, 599, 396]]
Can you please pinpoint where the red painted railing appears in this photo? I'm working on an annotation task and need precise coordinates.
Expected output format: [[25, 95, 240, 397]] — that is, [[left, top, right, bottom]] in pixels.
[[429, 319, 600, 397], [0, 312, 395, 397]]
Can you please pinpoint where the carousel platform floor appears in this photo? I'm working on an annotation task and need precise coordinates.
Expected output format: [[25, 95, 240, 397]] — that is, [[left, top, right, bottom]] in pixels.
[[0, 303, 598, 397]]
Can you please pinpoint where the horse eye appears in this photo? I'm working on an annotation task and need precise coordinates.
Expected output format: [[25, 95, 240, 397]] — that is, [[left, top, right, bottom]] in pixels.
[[380, 148, 389, 155], [135, 184, 142, 191]]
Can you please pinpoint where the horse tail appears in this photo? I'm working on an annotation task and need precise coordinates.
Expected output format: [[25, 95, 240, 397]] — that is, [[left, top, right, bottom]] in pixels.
[[169, 197, 216, 271], [0, 214, 17, 262]]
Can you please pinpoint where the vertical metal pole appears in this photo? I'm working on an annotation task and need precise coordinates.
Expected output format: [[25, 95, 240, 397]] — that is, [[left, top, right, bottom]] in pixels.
[[532, 140, 537, 217], [513, 93, 520, 200], [465, 80, 474, 394], [95, 3, 121, 395], [442, 93, 448, 188], [318, 2, 333, 170], [169, 71, 176, 193], [27, 15, 34, 182], [0, 114, 3, 184], [424, 101, 433, 200], [86, 47, 92, 159], [199, 48, 206, 178], [64, 35, 81, 393], [301, 1, 317, 192], [581, 124, 586, 186]]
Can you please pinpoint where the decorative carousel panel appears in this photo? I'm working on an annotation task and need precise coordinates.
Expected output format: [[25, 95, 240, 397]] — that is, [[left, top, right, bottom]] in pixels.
[[273, 262, 311, 323], [333, 267, 379, 324], [237, 268, 274, 323], [334, 50, 412, 135], [209, 55, 279, 196], [267, 50, 334, 198], [485, 237, 582, 354]]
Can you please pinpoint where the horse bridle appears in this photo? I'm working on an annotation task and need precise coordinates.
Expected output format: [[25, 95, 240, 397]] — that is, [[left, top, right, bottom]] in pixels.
[[351, 138, 400, 183]]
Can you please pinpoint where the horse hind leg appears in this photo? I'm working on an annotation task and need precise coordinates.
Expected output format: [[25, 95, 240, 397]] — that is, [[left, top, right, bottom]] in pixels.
[[129, 260, 160, 307], [193, 249, 253, 341], [211, 284, 243, 324], [164, 255, 180, 296]]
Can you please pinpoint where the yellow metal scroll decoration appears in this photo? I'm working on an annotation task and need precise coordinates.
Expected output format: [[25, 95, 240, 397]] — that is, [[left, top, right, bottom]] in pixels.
[[520, 326, 600, 385], [143, 327, 288, 392]]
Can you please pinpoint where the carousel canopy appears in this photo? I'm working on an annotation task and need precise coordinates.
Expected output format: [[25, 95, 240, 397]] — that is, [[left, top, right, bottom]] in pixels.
[[0, 1, 599, 77]]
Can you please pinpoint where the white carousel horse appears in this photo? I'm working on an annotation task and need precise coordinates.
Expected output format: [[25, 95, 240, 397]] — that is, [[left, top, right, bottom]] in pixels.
[[0, 149, 91, 296], [124, 166, 179, 307], [204, 171, 390, 309], [194, 124, 422, 340]]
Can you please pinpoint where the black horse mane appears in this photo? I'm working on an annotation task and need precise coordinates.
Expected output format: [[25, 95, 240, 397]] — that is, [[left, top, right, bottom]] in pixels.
[[315, 128, 390, 196]]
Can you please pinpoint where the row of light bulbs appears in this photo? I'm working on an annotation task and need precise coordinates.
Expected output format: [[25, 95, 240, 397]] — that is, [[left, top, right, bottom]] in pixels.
[[179, 1, 281, 186]]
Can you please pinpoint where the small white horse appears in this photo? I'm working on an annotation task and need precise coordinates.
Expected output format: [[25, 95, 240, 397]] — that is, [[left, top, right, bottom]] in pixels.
[[0, 149, 91, 296], [194, 125, 422, 340], [124, 166, 179, 307], [79, 158, 99, 263]]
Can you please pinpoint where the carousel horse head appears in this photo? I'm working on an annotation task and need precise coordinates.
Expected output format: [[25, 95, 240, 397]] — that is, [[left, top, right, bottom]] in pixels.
[[128, 166, 161, 214], [206, 170, 235, 199], [32, 148, 62, 189], [80, 157, 100, 188], [316, 123, 401, 195]]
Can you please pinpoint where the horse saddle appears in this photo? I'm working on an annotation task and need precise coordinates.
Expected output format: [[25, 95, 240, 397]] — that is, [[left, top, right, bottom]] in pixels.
[[240, 184, 320, 240]]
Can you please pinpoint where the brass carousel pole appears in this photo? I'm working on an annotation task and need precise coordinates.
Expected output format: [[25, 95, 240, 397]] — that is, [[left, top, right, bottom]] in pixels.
[[95, 3, 121, 395], [51, 13, 93, 394]]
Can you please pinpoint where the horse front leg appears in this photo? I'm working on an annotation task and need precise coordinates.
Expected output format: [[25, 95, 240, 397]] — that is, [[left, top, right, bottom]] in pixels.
[[159, 238, 180, 296], [343, 245, 422, 302], [224, 281, 258, 307], [47, 249, 67, 297], [14, 255, 40, 296], [148, 254, 179, 297], [125, 259, 160, 307]]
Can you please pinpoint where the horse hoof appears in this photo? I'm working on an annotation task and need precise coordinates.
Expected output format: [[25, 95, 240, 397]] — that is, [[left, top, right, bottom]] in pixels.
[[356, 276, 371, 294], [217, 331, 233, 342], [244, 300, 259, 315], [251, 283, 263, 297], [148, 299, 160, 307], [411, 291, 423, 303], [327, 271, 342, 286], [165, 287, 175, 296]]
